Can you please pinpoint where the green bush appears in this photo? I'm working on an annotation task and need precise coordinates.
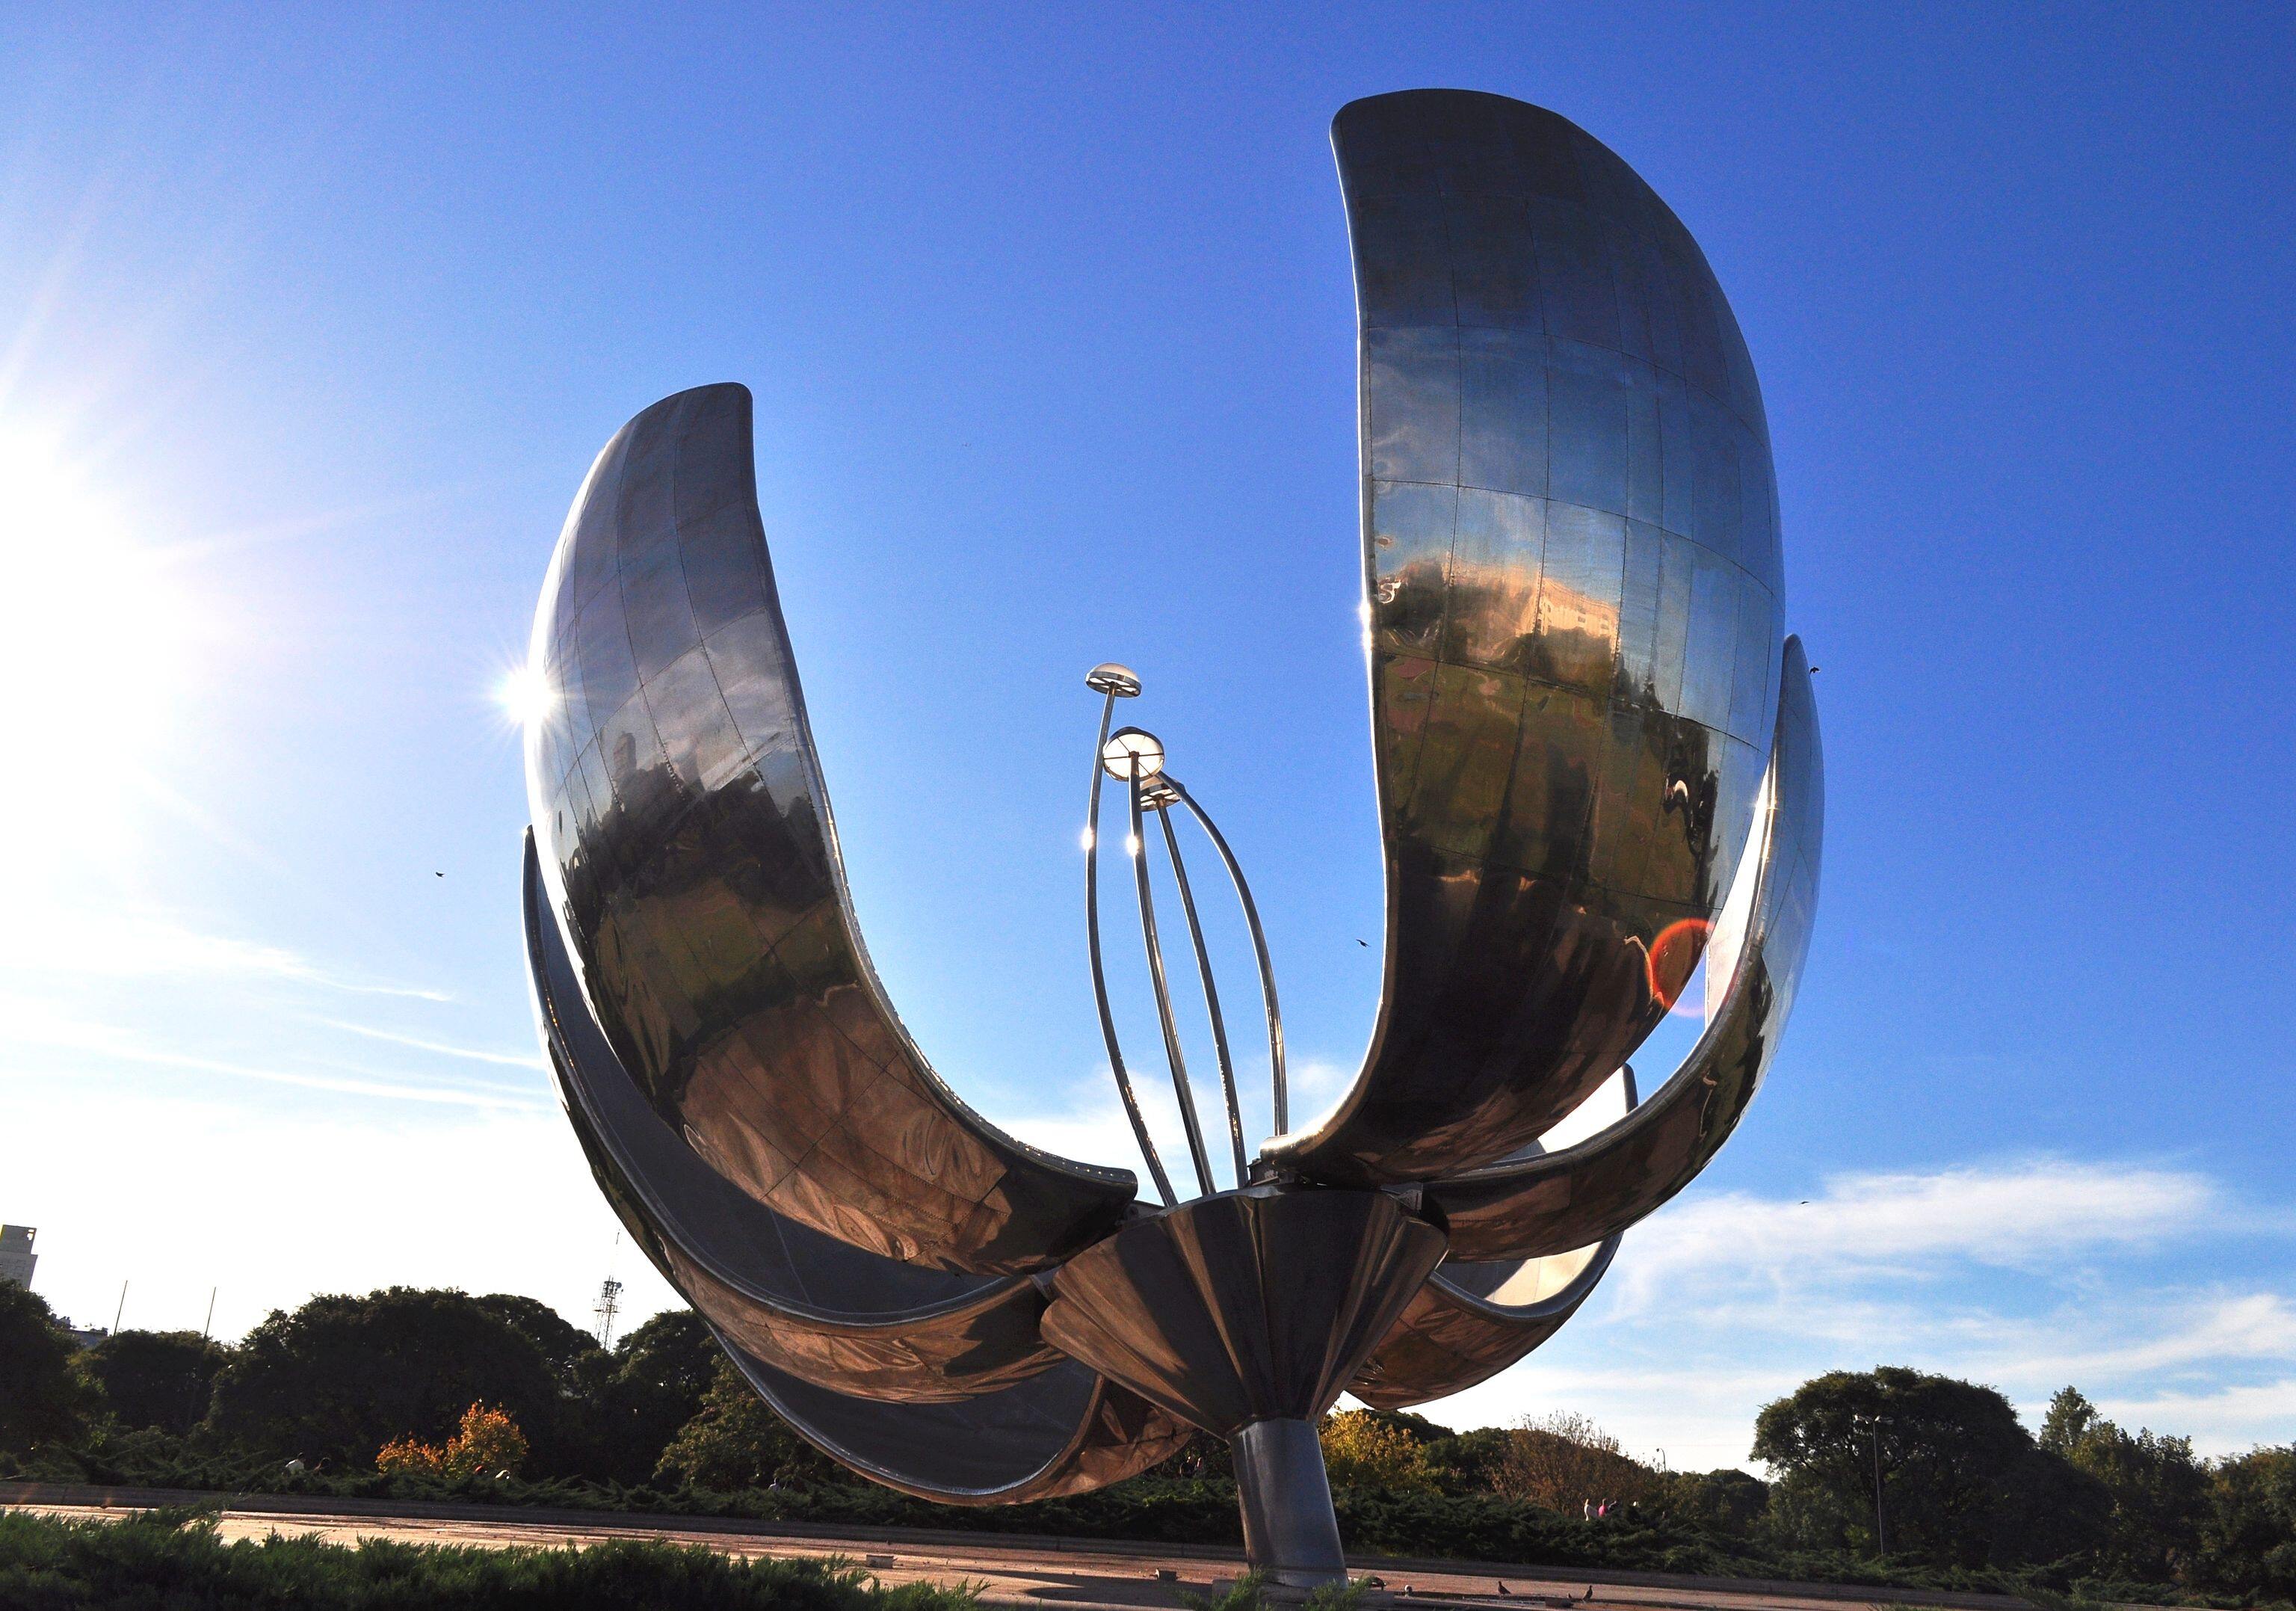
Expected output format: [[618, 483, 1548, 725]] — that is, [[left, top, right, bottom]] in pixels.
[[0, 1506, 981, 1611]]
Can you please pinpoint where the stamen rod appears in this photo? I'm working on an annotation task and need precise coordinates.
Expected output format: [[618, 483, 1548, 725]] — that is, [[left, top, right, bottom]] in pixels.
[[1130, 763, 1216, 1198], [1085, 690, 1176, 1207], [1171, 780, 1288, 1137], [1155, 794, 1247, 1186]]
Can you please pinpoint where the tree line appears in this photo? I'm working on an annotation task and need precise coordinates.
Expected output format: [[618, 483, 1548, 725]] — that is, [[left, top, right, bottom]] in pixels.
[[1319, 1370, 2294, 1604], [2, 1281, 2289, 1604]]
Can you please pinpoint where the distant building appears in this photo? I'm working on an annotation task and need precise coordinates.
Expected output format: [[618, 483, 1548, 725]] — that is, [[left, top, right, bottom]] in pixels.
[[0, 1225, 33, 1289]]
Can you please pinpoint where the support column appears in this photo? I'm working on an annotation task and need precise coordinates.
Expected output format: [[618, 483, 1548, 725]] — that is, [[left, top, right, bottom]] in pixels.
[[1230, 1417, 1347, 1590]]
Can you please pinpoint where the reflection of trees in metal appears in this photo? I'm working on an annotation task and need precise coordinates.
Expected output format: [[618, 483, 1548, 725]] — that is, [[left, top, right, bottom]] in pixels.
[[519, 89, 1823, 1589]]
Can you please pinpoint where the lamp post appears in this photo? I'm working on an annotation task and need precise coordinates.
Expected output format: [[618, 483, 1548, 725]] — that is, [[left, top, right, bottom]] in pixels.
[[1870, 1423, 1889, 1559]]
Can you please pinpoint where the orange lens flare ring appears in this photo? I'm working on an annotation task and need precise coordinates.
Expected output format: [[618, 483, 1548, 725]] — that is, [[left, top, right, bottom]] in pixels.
[[1645, 917, 1713, 1012]]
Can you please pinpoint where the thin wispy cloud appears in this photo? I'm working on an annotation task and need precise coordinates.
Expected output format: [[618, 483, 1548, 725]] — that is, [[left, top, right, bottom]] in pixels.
[[3, 1002, 541, 1112], [0, 907, 448, 999], [310, 1017, 547, 1071]]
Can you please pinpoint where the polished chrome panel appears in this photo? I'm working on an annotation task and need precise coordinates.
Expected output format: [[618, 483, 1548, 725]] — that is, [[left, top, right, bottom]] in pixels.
[[1266, 89, 1785, 1185], [1040, 1186, 1446, 1438], [718, 1331, 1191, 1505], [1349, 1239, 1617, 1411], [1349, 1068, 1638, 1408], [525, 384, 1137, 1273], [1419, 636, 1823, 1259], [529, 832, 1188, 1494], [525, 835, 1067, 1400]]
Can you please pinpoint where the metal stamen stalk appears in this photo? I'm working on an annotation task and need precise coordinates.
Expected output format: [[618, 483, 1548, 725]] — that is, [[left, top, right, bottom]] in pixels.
[[1169, 777, 1289, 1137], [1082, 667, 1175, 1207], [1151, 786, 1248, 1186], [1129, 759, 1217, 1198]]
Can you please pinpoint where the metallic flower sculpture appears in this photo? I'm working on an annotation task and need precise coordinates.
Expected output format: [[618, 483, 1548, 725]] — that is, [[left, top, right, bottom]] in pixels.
[[519, 89, 1822, 1588]]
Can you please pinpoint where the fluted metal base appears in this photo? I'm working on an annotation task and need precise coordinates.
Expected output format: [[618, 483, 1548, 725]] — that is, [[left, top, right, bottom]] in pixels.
[[1232, 1417, 1347, 1589], [1040, 1186, 1446, 1588]]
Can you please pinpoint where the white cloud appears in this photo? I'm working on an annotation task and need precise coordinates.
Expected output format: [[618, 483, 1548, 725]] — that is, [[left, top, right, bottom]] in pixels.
[[1397, 1158, 2295, 1462], [2096, 1379, 2296, 1451], [1613, 1159, 2225, 1310], [0, 906, 448, 998]]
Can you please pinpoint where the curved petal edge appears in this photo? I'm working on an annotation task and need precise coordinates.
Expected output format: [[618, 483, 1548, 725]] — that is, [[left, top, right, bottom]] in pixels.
[[524, 382, 1135, 1273]]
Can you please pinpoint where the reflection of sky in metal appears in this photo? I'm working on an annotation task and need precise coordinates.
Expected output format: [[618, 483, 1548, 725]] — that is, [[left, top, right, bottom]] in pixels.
[[1268, 89, 1792, 1188]]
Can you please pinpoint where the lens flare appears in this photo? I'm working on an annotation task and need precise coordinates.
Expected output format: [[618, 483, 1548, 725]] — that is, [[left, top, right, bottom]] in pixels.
[[1647, 917, 1712, 1014], [494, 662, 557, 728]]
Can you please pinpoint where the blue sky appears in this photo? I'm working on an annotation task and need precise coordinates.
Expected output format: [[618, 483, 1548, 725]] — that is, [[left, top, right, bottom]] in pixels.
[[1, 4, 2290, 1470]]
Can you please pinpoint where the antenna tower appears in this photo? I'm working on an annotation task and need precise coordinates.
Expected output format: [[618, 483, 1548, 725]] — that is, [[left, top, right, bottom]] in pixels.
[[593, 1276, 623, 1349]]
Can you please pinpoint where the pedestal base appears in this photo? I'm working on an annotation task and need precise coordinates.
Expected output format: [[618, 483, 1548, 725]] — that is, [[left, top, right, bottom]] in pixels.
[[1040, 1187, 1447, 1589], [1232, 1417, 1347, 1590]]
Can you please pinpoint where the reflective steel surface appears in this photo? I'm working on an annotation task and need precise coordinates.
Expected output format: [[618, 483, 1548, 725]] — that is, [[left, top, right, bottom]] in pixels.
[[525, 838, 1067, 1400], [1421, 635, 1824, 1260], [1349, 1239, 1618, 1411], [1039, 1187, 1446, 1437], [523, 383, 1136, 1274], [1267, 89, 1787, 1185], [528, 832, 1188, 1496], [1349, 1071, 1636, 1410], [716, 1336, 1191, 1505], [519, 84, 1821, 1560]]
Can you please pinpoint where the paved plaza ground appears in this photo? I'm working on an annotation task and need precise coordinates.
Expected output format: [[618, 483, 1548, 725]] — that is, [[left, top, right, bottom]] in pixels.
[[1, 1484, 2028, 1611]]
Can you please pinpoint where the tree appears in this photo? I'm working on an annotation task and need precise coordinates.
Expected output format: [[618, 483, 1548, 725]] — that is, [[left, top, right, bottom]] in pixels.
[[2194, 1445, 2296, 1601], [654, 1358, 835, 1491], [0, 1283, 100, 1453], [1320, 1408, 1436, 1493], [470, 1291, 620, 1473], [84, 1331, 232, 1436], [581, 1308, 723, 1484], [1493, 1411, 1661, 1515], [208, 1288, 564, 1470], [1163, 1430, 1234, 1481], [2038, 1384, 2100, 1454], [475, 1293, 605, 1393], [2039, 1387, 2210, 1583], [1753, 1367, 2106, 1569], [614, 1310, 720, 1407], [1422, 1426, 1516, 1495], [1663, 1469, 1771, 1536]]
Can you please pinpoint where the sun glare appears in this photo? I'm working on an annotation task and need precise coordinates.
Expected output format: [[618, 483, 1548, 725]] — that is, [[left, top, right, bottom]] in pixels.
[[496, 661, 558, 729], [0, 425, 192, 881], [0, 430, 175, 689]]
